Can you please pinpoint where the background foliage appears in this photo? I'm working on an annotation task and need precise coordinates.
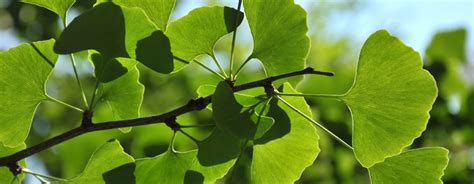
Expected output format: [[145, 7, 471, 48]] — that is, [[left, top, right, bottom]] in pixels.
[[0, 0, 473, 183]]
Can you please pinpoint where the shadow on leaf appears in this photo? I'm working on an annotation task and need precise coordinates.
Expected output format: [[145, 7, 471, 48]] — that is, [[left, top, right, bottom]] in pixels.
[[103, 163, 136, 184]]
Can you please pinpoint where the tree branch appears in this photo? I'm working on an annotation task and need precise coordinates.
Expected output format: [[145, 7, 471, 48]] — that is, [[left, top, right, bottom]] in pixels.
[[0, 67, 333, 169]]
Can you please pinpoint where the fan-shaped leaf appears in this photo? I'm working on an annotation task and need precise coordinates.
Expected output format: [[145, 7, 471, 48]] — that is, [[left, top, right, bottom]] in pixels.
[[197, 127, 241, 166], [369, 147, 449, 184], [95, 0, 175, 31], [0, 39, 57, 147], [340, 30, 438, 167], [21, 0, 75, 22], [68, 140, 134, 183], [165, 6, 243, 71], [55, 2, 173, 75], [135, 150, 233, 184], [243, 0, 310, 85], [252, 83, 320, 183]]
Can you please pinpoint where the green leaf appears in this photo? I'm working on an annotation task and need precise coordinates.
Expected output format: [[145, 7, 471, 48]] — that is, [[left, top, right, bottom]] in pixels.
[[55, 2, 128, 59], [96, 0, 176, 31], [369, 147, 449, 184], [0, 39, 57, 147], [93, 67, 144, 132], [0, 143, 26, 184], [68, 140, 134, 183], [56, 2, 173, 74], [21, 0, 75, 22], [212, 82, 260, 139], [340, 30, 438, 167], [243, 0, 310, 85], [252, 83, 320, 183], [165, 6, 243, 71], [426, 28, 466, 63], [89, 51, 138, 83], [135, 150, 233, 184], [197, 127, 241, 166]]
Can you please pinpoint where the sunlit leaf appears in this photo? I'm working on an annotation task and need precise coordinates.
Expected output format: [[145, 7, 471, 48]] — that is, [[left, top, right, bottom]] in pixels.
[[96, 0, 176, 30], [166, 6, 243, 71], [369, 147, 449, 184], [55, 2, 173, 75], [93, 67, 144, 133], [21, 0, 75, 22], [0, 39, 57, 147], [135, 150, 233, 184], [340, 30, 438, 167], [243, 0, 309, 85], [68, 140, 134, 183], [252, 83, 320, 183], [0, 143, 26, 184]]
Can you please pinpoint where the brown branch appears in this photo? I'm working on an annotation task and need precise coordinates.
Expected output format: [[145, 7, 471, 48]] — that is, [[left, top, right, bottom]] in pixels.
[[0, 67, 333, 169]]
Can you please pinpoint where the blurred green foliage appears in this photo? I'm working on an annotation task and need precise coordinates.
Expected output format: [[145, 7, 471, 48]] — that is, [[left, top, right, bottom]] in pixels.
[[0, 0, 472, 183]]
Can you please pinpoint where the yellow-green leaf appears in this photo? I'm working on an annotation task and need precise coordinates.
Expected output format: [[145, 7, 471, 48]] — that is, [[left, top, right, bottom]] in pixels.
[[0, 39, 57, 147], [341, 30, 438, 167], [369, 147, 449, 184], [243, 0, 310, 85]]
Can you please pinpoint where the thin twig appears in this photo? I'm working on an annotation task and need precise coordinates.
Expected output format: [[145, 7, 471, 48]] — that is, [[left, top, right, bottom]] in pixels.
[[0, 67, 332, 168]]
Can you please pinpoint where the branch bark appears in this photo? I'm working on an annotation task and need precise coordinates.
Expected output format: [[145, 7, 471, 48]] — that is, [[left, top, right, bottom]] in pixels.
[[0, 67, 333, 168]]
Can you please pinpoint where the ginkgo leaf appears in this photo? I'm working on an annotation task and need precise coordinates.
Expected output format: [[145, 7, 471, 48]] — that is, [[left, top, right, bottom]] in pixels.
[[55, 2, 128, 59], [165, 6, 243, 71], [93, 67, 144, 133], [243, 0, 310, 85], [251, 114, 274, 140], [0, 39, 57, 147], [0, 143, 26, 184], [135, 150, 233, 184], [68, 140, 134, 183], [369, 147, 449, 184], [89, 51, 138, 83], [21, 0, 75, 22], [55, 2, 173, 74], [252, 83, 320, 183], [197, 127, 241, 166], [212, 82, 260, 139], [340, 30, 438, 168], [95, 0, 176, 31]]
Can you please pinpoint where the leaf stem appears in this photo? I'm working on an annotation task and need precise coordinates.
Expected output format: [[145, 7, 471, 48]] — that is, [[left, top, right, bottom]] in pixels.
[[68, 54, 90, 109], [22, 168, 69, 182], [46, 96, 84, 112], [178, 129, 200, 144], [194, 59, 227, 80], [210, 54, 228, 78], [229, 0, 243, 79], [275, 95, 353, 150], [168, 131, 177, 152], [88, 80, 101, 110], [276, 92, 343, 99], [233, 56, 252, 80], [62, 18, 89, 109]]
